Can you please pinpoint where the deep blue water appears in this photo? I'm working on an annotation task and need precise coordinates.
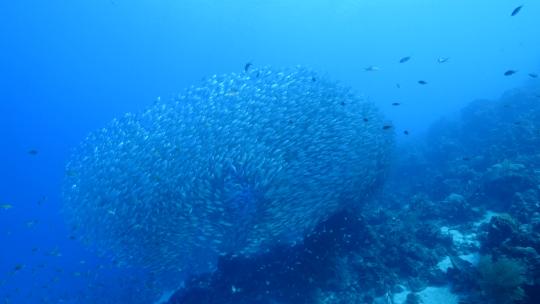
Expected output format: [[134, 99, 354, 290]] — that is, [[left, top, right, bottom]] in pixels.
[[1, 1, 539, 303]]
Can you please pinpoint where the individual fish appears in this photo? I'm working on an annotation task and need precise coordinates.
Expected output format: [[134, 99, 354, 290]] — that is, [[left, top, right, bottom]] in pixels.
[[363, 118, 369, 122], [418, 80, 428, 85], [37, 196, 47, 205], [13, 264, 24, 272], [382, 125, 393, 130], [403, 130, 409, 135], [26, 220, 39, 228], [364, 65, 380, 72], [437, 57, 450, 63], [1, 204, 13, 210], [399, 56, 411, 63], [28, 149, 38, 155], [396, 83, 401, 89], [529, 73, 538, 78], [225, 90, 239, 97], [504, 70, 517, 76], [48, 248, 62, 257], [511, 5, 523, 17], [391, 102, 400, 106], [244, 62, 252, 73]]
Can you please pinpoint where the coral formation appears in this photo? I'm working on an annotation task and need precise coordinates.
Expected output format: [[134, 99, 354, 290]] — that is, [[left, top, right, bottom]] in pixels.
[[477, 256, 526, 304]]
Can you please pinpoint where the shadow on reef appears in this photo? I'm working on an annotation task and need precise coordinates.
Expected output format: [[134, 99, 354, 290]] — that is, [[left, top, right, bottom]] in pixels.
[[168, 204, 455, 304], [168, 86, 540, 304], [168, 210, 373, 304]]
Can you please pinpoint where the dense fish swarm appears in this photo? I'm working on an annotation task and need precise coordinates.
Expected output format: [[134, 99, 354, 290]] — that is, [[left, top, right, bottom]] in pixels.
[[62, 67, 393, 274]]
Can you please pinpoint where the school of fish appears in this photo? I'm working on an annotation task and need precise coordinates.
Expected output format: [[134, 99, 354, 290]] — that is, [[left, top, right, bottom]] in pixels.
[[61, 66, 393, 275]]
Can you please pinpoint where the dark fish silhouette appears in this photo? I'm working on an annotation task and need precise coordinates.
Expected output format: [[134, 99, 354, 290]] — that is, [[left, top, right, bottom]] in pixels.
[[403, 130, 409, 135], [418, 80, 427, 85], [437, 57, 450, 64], [363, 118, 369, 122], [364, 65, 380, 72], [382, 125, 392, 130], [392, 102, 400, 106], [28, 149, 38, 155], [244, 62, 253, 72], [529, 73, 538, 78], [511, 5, 523, 16], [399, 56, 411, 63], [504, 70, 517, 76]]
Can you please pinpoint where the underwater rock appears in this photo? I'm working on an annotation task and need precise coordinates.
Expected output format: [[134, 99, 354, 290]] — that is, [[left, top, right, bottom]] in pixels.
[[167, 211, 373, 304], [510, 189, 540, 224], [62, 67, 393, 275], [483, 214, 519, 251], [439, 193, 478, 223], [166, 205, 455, 304], [407, 193, 478, 225], [446, 255, 479, 293], [483, 161, 537, 208]]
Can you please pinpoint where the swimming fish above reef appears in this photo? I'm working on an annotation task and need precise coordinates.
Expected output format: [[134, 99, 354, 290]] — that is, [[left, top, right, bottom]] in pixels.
[[63, 66, 393, 276], [399, 56, 411, 63], [364, 65, 380, 72], [504, 70, 517, 76], [511, 5, 523, 16], [529, 73, 538, 78], [437, 57, 450, 63], [418, 80, 428, 85]]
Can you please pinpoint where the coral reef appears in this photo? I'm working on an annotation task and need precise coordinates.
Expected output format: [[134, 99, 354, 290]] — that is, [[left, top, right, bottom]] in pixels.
[[477, 256, 526, 304]]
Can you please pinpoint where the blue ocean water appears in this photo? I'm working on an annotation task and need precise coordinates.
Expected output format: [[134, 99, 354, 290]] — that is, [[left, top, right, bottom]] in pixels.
[[1, 1, 539, 303]]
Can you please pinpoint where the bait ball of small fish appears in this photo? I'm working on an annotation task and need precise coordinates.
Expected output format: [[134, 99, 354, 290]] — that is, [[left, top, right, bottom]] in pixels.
[[62, 66, 393, 275]]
